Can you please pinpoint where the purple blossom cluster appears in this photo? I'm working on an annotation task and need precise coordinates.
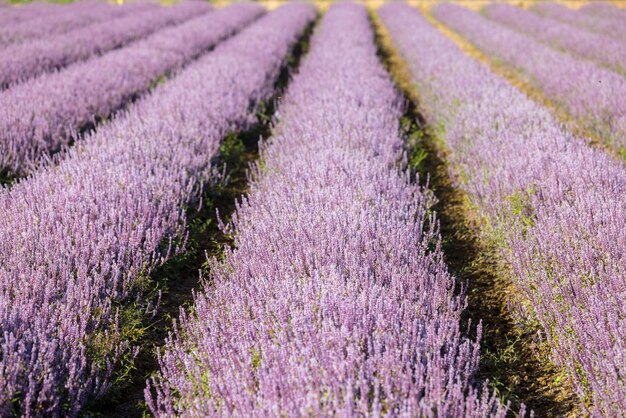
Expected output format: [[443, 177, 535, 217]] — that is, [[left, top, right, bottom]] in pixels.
[[146, 4, 509, 416], [0, 1, 211, 89], [0, 2, 68, 27], [484, 4, 626, 76], [380, 3, 626, 415], [0, 4, 263, 177], [0, 1, 155, 48], [0, 4, 313, 416], [581, 2, 626, 22], [433, 4, 626, 158], [532, 2, 626, 42]]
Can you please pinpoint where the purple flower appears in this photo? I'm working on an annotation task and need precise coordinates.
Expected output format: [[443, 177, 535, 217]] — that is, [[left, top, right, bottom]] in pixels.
[[0, 4, 314, 415], [434, 3, 626, 158], [533, 2, 626, 42], [0, 1, 212, 88], [381, 3, 626, 415], [0, 1, 155, 48], [0, 4, 263, 176], [484, 4, 626, 77], [147, 4, 508, 416]]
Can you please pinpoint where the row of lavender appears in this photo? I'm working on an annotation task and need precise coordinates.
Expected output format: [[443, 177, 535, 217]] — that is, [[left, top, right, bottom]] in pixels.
[[533, 2, 626, 42], [0, 4, 262, 177], [580, 2, 626, 23], [380, 4, 625, 415], [483, 4, 626, 76], [0, 1, 212, 89], [0, 4, 314, 415], [0, 1, 71, 26], [431, 4, 626, 159], [0, 1, 155, 48], [147, 4, 509, 416]]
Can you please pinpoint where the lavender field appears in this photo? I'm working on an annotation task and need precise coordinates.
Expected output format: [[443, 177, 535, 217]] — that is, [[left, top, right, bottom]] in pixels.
[[0, 0, 624, 416]]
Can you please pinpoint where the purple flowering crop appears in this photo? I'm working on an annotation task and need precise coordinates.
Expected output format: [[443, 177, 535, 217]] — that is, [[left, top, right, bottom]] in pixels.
[[0, 1, 211, 89], [580, 2, 626, 22], [380, 3, 626, 415], [0, 4, 263, 177], [0, 2, 73, 27], [433, 3, 626, 158], [484, 4, 626, 76], [532, 2, 626, 42], [146, 4, 510, 416], [0, 4, 313, 416], [0, 1, 155, 48]]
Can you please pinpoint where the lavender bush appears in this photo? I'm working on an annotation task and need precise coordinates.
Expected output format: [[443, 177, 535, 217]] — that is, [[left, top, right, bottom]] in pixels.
[[0, 4, 314, 416], [0, 1, 155, 48], [0, 2, 67, 27], [0, 4, 263, 177], [581, 2, 626, 22], [146, 4, 509, 416], [0, 1, 211, 89], [381, 3, 626, 415], [484, 4, 626, 76], [433, 3, 626, 159], [532, 2, 626, 42]]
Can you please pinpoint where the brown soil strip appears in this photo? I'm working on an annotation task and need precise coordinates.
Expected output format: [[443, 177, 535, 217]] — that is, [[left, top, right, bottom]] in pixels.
[[371, 11, 580, 417], [84, 19, 316, 418]]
